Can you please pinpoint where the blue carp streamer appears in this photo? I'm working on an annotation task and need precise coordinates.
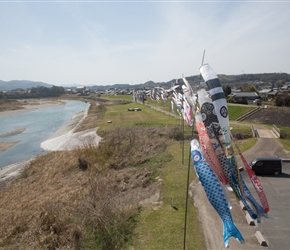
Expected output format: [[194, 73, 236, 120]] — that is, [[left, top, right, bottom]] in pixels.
[[191, 139, 244, 247]]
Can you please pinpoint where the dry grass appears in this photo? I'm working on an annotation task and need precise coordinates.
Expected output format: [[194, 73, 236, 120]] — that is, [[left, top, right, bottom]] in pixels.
[[74, 102, 106, 132], [0, 151, 84, 249], [0, 125, 180, 249], [0, 100, 24, 112]]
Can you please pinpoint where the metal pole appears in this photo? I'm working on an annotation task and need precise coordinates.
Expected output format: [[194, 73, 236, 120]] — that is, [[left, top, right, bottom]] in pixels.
[[182, 116, 184, 165], [183, 122, 195, 250]]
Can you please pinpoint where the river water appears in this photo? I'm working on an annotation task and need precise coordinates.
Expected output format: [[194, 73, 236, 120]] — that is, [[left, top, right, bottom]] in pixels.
[[0, 100, 90, 168]]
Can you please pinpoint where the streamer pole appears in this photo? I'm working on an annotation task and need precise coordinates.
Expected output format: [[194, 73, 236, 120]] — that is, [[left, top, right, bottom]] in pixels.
[[201, 49, 206, 66], [183, 100, 196, 250]]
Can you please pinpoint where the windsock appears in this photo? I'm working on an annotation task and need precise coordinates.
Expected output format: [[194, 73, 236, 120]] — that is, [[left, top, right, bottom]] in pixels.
[[171, 100, 175, 113], [183, 96, 193, 126], [198, 89, 235, 187], [231, 135, 269, 214], [182, 81, 227, 184], [199, 64, 239, 185], [200, 64, 231, 144], [199, 64, 265, 219], [191, 139, 244, 247], [195, 112, 228, 186], [197, 89, 258, 219], [182, 77, 198, 112]]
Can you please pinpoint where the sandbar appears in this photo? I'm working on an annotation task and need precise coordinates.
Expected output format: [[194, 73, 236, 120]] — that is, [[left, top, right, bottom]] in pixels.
[[0, 128, 26, 138], [0, 99, 64, 117], [40, 109, 102, 151], [0, 141, 20, 152]]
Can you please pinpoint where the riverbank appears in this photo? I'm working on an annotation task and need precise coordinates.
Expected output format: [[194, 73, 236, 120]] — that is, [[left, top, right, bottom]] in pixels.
[[0, 99, 64, 116], [40, 109, 102, 151], [0, 99, 101, 186], [0, 158, 34, 188], [0, 99, 64, 152]]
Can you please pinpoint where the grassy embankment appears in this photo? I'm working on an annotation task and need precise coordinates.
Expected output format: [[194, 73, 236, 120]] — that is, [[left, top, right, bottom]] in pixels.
[[96, 96, 204, 249], [0, 95, 257, 249]]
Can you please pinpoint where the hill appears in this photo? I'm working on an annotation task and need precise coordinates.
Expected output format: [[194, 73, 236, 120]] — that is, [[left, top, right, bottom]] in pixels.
[[0, 80, 53, 91], [86, 72, 290, 90], [243, 106, 290, 127], [2, 72, 290, 92]]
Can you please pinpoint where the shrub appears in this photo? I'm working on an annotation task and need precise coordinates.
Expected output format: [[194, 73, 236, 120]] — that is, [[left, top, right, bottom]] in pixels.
[[280, 129, 290, 139], [80, 176, 138, 250]]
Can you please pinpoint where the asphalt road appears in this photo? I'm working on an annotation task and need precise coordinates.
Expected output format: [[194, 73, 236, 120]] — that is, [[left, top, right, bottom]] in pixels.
[[192, 138, 290, 250], [242, 138, 290, 249]]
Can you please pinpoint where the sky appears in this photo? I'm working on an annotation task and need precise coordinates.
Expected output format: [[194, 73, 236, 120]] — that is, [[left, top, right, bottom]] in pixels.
[[1, 0, 290, 86]]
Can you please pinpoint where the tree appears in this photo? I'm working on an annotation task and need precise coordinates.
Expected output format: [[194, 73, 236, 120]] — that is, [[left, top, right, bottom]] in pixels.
[[249, 85, 258, 93], [0, 91, 7, 104], [276, 80, 285, 88], [275, 93, 290, 107], [240, 84, 258, 93], [222, 85, 231, 97], [29, 86, 65, 98]]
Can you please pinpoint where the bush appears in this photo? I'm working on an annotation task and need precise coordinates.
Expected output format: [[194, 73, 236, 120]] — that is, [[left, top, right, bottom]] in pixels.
[[82, 126, 175, 170], [80, 176, 138, 250], [280, 129, 290, 139], [275, 94, 290, 107]]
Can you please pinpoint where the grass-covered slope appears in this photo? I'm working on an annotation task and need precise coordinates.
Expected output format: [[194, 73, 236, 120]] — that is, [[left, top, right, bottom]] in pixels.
[[0, 98, 205, 249]]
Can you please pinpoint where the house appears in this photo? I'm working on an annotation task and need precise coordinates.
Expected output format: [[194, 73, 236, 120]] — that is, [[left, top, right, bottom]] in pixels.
[[259, 89, 279, 101], [231, 91, 260, 104], [76, 86, 86, 94]]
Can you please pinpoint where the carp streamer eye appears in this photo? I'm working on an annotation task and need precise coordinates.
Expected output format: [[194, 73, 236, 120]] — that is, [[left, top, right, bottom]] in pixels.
[[194, 154, 200, 162], [220, 106, 228, 118]]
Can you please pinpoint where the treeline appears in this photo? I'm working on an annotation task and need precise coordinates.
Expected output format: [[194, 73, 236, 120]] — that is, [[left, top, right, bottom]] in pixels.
[[275, 93, 290, 107], [213, 73, 290, 85], [4, 86, 65, 99], [0, 91, 8, 104], [29, 86, 65, 97]]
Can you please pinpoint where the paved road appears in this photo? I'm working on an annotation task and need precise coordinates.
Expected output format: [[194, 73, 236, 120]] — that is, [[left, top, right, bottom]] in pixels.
[[242, 138, 290, 249], [256, 128, 277, 138], [254, 124, 279, 139], [192, 138, 290, 249]]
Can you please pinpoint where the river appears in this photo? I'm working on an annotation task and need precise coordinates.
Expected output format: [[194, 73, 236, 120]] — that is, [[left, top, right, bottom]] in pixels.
[[0, 100, 90, 168]]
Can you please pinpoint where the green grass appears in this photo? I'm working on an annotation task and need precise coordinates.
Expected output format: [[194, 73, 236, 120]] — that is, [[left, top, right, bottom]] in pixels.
[[132, 142, 205, 250], [98, 102, 180, 131], [145, 98, 171, 112], [278, 126, 290, 151], [228, 105, 255, 121], [235, 137, 258, 153], [99, 94, 133, 102], [279, 139, 290, 152], [95, 95, 206, 249], [231, 124, 252, 135]]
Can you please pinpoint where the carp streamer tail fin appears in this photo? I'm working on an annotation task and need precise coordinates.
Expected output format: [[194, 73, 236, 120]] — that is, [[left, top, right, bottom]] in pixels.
[[223, 220, 244, 247]]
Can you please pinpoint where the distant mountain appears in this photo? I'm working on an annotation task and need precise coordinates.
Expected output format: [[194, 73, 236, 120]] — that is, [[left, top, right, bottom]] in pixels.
[[0, 80, 53, 91], [88, 72, 290, 91], [88, 81, 160, 90], [1, 72, 289, 92]]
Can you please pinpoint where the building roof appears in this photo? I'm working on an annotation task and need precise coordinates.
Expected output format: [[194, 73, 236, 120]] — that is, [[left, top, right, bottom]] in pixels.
[[259, 89, 272, 94], [233, 92, 258, 98]]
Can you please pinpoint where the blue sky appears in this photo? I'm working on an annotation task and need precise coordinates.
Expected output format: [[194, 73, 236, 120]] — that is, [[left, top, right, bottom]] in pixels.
[[1, 1, 290, 86]]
